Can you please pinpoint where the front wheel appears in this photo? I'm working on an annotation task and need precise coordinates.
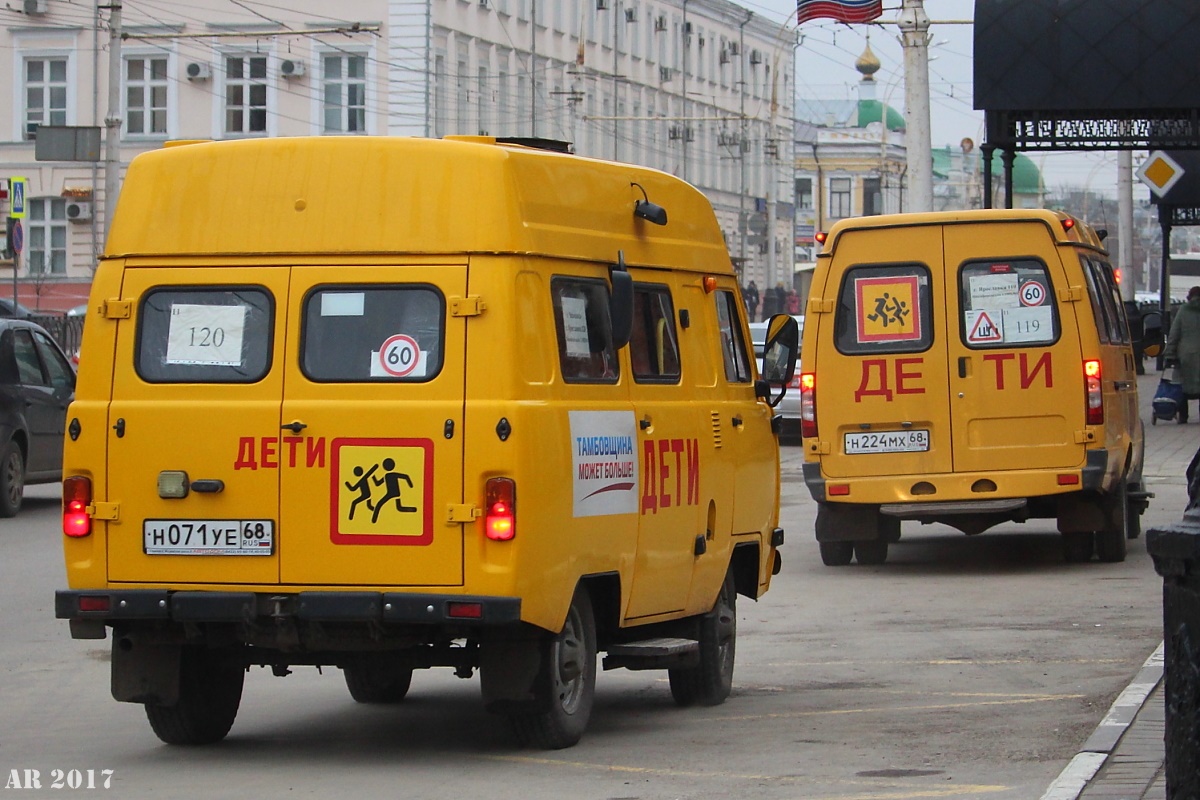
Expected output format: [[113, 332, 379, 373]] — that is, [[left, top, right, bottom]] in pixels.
[[144, 647, 244, 745], [0, 440, 25, 518], [669, 569, 736, 707], [509, 587, 597, 750]]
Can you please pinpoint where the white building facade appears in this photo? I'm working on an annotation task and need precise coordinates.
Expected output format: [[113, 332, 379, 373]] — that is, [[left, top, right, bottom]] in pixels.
[[0, 0, 794, 309]]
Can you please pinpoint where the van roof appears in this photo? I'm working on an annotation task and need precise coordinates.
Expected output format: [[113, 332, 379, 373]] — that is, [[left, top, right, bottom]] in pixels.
[[105, 136, 732, 274], [821, 208, 1109, 253]]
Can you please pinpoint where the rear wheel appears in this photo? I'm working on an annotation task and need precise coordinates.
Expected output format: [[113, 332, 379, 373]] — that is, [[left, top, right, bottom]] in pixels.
[[819, 540, 854, 567], [1095, 489, 1129, 563], [343, 659, 414, 704], [144, 648, 244, 745], [854, 540, 889, 565], [669, 569, 736, 707], [509, 588, 596, 750], [0, 441, 24, 518], [1062, 531, 1095, 563]]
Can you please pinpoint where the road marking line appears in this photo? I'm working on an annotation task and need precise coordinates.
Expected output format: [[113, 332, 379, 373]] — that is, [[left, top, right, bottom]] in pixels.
[[707, 693, 1086, 722]]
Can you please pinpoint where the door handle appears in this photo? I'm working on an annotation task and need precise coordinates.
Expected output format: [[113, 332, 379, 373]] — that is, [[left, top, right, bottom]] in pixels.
[[732, 415, 744, 428], [281, 421, 307, 434], [958, 357, 969, 378], [639, 417, 651, 430]]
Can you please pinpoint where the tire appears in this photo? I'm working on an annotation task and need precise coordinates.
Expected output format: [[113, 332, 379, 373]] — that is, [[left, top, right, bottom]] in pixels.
[[819, 540, 854, 567], [1125, 481, 1143, 541], [1063, 531, 1095, 563], [510, 587, 597, 749], [0, 440, 24, 518], [669, 569, 736, 707], [1095, 488, 1129, 563], [144, 648, 245, 745], [343, 659, 414, 704], [854, 540, 889, 565]]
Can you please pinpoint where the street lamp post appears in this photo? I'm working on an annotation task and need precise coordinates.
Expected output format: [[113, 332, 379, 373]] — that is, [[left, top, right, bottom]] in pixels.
[[897, 0, 933, 212]]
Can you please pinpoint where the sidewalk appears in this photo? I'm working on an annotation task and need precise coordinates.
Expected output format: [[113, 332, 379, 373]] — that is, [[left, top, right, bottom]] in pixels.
[[1043, 367, 1190, 800]]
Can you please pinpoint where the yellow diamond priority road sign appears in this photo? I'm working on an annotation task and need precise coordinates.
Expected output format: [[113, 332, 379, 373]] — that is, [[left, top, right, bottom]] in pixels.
[[1137, 150, 1184, 198]]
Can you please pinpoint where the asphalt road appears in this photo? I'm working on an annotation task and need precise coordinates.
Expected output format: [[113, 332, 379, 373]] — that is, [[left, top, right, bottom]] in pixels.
[[0, 450, 1180, 800]]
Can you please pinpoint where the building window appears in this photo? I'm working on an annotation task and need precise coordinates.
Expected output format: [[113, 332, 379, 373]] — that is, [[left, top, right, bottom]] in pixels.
[[24, 58, 67, 139], [125, 56, 168, 137], [795, 177, 813, 209], [27, 198, 67, 276], [322, 54, 366, 134], [829, 177, 853, 220], [863, 177, 882, 216], [224, 55, 267, 135]]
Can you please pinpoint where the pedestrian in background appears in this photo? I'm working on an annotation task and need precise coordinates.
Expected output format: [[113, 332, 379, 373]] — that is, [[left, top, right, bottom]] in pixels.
[[786, 287, 800, 315], [1164, 285, 1200, 423], [744, 280, 759, 322]]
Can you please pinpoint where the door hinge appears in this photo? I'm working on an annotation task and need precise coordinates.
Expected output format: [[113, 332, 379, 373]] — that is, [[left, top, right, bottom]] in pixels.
[[87, 502, 120, 521], [449, 296, 485, 317], [101, 299, 132, 319], [807, 298, 834, 314], [446, 504, 482, 523], [1057, 286, 1083, 303]]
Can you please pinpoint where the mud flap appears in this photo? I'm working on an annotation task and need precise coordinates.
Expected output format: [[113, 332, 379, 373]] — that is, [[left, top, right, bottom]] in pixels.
[[479, 636, 543, 712], [111, 633, 181, 705], [1056, 492, 1108, 534]]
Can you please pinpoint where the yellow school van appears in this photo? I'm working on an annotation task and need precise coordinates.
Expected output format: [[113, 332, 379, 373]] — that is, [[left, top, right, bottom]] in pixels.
[[54, 136, 799, 749], [800, 209, 1146, 567]]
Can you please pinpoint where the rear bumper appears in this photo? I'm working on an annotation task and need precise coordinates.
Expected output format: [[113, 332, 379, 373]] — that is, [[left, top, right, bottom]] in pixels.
[[801, 448, 1111, 503], [55, 589, 521, 628]]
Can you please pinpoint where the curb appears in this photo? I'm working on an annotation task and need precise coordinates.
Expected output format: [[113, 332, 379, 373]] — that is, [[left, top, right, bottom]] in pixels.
[[1039, 642, 1165, 800]]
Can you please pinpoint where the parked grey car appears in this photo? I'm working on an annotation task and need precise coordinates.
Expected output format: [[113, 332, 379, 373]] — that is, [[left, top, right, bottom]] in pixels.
[[751, 315, 803, 440], [0, 318, 76, 515]]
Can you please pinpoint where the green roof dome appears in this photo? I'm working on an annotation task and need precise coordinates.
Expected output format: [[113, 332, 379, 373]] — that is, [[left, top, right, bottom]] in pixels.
[[983, 150, 1043, 195], [856, 99, 905, 132]]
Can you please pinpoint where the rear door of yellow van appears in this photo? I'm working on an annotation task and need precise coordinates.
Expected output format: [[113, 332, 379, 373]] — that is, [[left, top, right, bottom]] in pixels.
[[107, 268, 287, 585], [942, 223, 1085, 473], [813, 224, 954, 479], [277, 267, 466, 587]]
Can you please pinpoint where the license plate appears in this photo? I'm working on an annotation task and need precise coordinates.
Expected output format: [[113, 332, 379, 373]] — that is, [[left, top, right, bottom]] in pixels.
[[144, 520, 274, 556], [844, 429, 930, 454]]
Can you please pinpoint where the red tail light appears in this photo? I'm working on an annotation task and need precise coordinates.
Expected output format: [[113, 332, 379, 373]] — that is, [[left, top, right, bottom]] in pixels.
[[800, 372, 817, 439], [1084, 359, 1104, 425], [485, 477, 516, 541], [62, 476, 92, 538]]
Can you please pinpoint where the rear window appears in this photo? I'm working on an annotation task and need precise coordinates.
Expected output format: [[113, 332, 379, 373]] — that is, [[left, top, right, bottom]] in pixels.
[[958, 259, 1060, 348], [302, 286, 444, 382], [835, 264, 934, 355], [136, 288, 273, 383], [551, 276, 619, 384]]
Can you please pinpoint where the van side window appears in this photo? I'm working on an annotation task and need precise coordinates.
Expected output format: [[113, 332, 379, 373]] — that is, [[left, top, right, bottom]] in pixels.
[[1081, 257, 1129, 345], [136, 288, 273, 383], [630, 284, 681, 383], [715, 290, 752, 383], [302, 286, 444, 382], [835, 264, 934, 355], [551, 277, 619, 384], [958, 260, 1059, 348]]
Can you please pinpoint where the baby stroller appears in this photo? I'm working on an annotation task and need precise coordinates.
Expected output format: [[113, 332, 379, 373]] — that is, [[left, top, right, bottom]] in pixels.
[[1152, 372, 1186, 425]]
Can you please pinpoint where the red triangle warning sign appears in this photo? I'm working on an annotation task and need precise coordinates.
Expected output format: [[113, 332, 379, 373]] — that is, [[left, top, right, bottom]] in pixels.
[[968, 311, 1002, 342]]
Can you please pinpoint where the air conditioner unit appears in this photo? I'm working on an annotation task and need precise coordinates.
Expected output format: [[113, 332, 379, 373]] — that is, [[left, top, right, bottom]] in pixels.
[[65, 201, 91, 222], [186, 62, 211, 81], [624, 7, 636, 22], [658, 66, 672, 82], [683, 22, 692, 34], [24, 0, 48, 15], [280, 59, 305, 78], [24, 122, 39, 140], [728, 42, 739, 55], [749, 50, 762, 65]]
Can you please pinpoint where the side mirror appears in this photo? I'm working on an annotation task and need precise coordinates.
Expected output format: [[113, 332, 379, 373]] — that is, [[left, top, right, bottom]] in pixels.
[[609, 264, 634, 350], [760, 314, 800, 408]]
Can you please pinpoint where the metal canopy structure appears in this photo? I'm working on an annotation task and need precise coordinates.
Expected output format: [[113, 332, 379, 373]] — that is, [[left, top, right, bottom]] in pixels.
[[973, 0, 1200, 206]]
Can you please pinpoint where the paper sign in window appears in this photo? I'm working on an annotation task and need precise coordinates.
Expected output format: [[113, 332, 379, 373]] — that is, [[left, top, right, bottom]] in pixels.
[[1001, 307, 1055, 343], [969, 274, 1019, 309], [165, 304, 247, 366], [855, 276, 921, 343], [561, 296, 591, 357], [321, 292, 365, 317]]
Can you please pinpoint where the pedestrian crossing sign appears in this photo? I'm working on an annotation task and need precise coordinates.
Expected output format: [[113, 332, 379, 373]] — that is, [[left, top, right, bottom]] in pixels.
[[330, 437, 433, 545]]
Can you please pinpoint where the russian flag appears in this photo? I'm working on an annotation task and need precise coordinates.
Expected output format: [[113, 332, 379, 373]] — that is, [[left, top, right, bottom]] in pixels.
[[796, 0, 884, 25]]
